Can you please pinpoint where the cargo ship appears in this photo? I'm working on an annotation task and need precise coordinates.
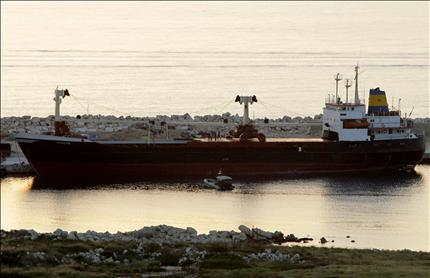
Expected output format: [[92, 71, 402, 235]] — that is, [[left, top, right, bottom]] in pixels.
[[15, 66, 425, 184]]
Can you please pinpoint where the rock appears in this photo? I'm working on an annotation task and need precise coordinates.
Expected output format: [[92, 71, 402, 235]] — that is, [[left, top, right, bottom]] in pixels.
[[320, 237, 328, 244], [1, 224, 319, 248], [243, 249, 291, 262], [183, 113, 193, 121], [186, 227, 197, 236], [297, 237, 313, 243], [290, 253, 301, 263], [27, 229, 39, 240], [238, 225, 286, 242], [272, 231, 285, 244], [31, 251, 46, 261], [129, 226, 156, 239], [67, 231, 78, 240], [232, 232, 247, 242], [285, 233, 299, 242], [253, 227, 273, 240], [238, 225, 252, 237], [53, 228, 67, 239], [273, 231, 284, 240]]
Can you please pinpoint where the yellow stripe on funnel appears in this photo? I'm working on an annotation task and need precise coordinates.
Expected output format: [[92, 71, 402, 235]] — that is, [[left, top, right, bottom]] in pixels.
[[368, 95, 388, 106]]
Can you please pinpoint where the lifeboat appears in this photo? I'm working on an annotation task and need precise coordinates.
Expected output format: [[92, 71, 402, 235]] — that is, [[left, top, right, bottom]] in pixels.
[[343, 119, 369, 129]]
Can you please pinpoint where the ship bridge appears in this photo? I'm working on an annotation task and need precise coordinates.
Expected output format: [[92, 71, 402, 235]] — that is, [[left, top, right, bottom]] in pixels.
[[323, 102, 369, 141]]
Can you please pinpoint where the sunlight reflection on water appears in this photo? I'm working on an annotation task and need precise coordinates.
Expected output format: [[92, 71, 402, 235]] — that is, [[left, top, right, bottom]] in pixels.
[[1, 166, 428, 251]]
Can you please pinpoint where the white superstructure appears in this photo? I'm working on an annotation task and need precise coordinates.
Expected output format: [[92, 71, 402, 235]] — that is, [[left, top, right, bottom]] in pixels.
[[322, 66, 417, 142]]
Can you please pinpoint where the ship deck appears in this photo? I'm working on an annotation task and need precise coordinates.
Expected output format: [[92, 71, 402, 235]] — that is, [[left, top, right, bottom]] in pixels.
[[14, 133, 329, 145], [192, 137, 326, 143]]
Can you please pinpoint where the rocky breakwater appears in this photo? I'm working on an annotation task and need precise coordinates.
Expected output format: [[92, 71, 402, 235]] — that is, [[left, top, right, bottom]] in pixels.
[[0, 113, 322, 174], [0, 113, 324, 141], [0, 224, 310, 246]]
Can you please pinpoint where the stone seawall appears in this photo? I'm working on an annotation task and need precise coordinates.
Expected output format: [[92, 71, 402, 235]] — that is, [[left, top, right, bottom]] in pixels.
[[1, 113, 325, 140]]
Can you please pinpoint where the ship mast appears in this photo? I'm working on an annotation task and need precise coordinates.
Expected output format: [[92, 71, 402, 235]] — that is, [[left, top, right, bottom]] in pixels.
[[235, 95, 257, 125], [334, 73, 343, 104], [345, 78, 352, 104], [54, 87, 70, 121], [354, 64, 360, 104]]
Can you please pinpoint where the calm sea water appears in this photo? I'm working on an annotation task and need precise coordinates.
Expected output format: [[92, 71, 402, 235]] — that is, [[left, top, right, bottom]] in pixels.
[[1, 2, 428, 118], [1, 165, 429, 251]]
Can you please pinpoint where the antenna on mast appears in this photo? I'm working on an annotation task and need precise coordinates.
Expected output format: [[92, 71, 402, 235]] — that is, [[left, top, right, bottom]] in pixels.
[[334, 73, 343, 104], [353, 63, 360, 104], [363, 87, 366, 106], [344, 78, 352, 104], [408, 106, 414, 117], [398, 98, 402, 115]]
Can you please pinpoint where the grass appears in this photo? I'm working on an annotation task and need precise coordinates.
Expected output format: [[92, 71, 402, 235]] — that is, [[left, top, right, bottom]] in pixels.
[[200, 253, 249, 270], [1, 236, 429, 277]]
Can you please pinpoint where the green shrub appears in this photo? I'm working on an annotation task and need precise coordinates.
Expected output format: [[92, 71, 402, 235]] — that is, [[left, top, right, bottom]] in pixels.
[[158, 247, 182, 266], [200, 253, 249, 270], [0, 250, 24, 267]]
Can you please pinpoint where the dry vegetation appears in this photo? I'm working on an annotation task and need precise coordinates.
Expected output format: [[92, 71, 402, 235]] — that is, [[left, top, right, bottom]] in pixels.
[[1, 233, 429, 277]]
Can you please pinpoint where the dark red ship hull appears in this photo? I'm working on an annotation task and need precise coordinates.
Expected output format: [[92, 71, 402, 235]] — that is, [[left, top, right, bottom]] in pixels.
[[16, 135, 425, 185]]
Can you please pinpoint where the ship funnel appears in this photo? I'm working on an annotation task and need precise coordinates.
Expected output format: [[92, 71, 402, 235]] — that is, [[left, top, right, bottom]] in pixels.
[[368, 87, 389, 114]]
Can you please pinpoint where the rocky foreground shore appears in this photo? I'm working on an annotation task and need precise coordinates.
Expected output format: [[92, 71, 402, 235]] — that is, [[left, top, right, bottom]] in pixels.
[[1, 225, 429, 277]]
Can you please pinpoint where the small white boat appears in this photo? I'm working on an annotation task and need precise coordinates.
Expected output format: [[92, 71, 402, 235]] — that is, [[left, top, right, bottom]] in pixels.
[[203, 175, 234, 191]]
